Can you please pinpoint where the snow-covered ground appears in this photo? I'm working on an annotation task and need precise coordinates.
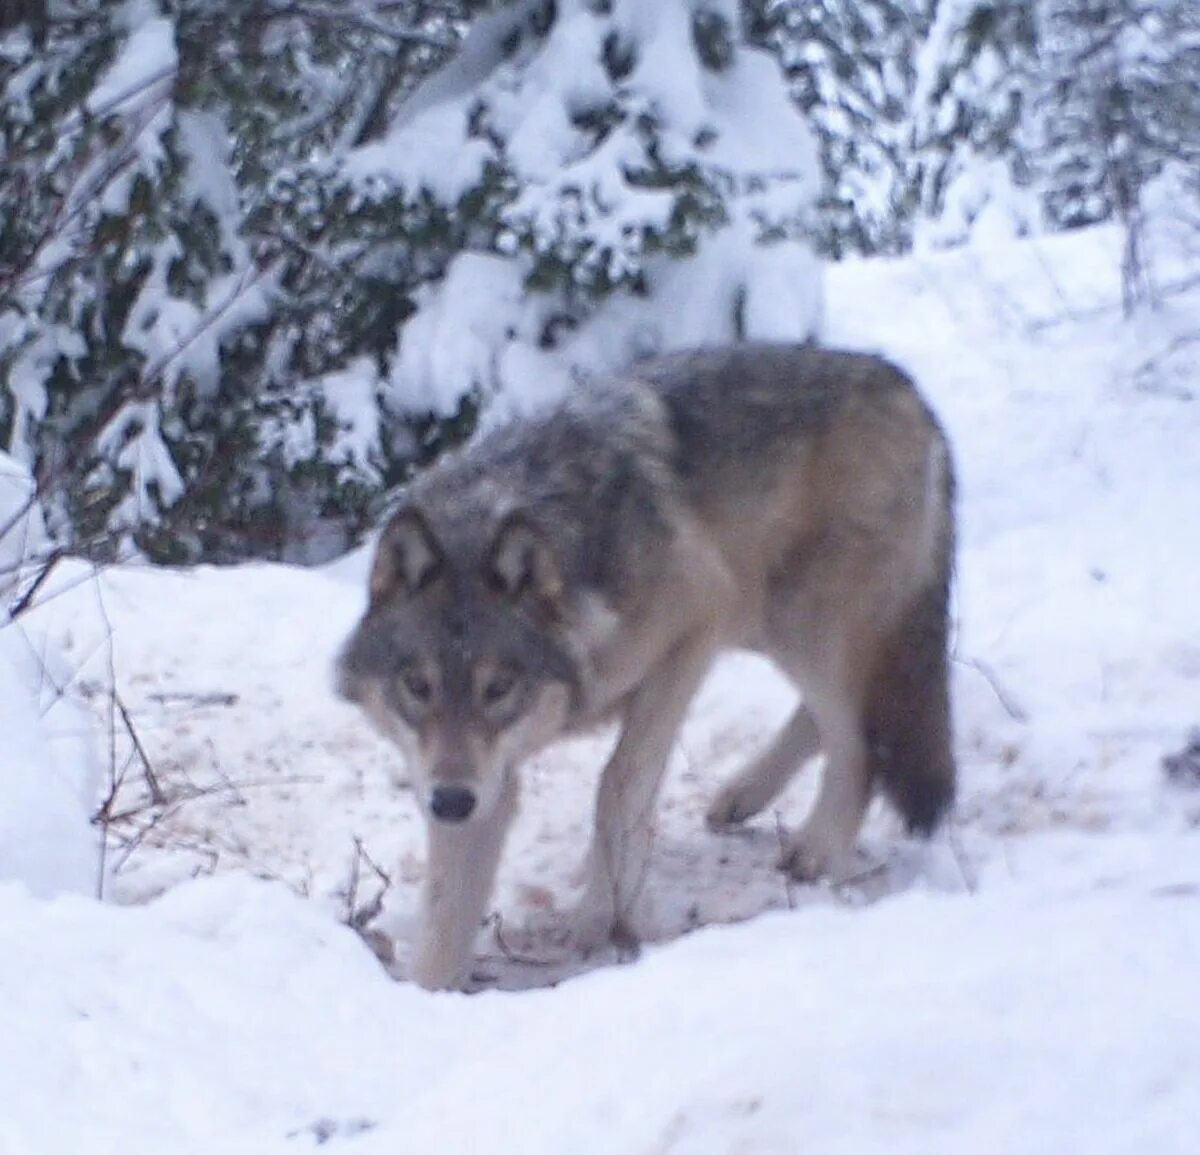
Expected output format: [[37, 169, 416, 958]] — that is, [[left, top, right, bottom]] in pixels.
[[3, 226, 1199, 1153]]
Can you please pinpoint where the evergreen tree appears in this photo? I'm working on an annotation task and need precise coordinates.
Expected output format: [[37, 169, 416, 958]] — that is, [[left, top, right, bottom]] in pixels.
[[337, 0, 822, 427], [2, 0, 819, 564], [1035, 0, 1200, 313], [1, 1, 477, 563], [21, 0, 1194, 566], [909, 0, 1039, 247], [750, 0, 936, 256]]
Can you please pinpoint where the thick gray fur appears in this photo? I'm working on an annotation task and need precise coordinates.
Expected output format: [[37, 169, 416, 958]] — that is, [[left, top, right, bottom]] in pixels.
[[338, 342, 957, 990]]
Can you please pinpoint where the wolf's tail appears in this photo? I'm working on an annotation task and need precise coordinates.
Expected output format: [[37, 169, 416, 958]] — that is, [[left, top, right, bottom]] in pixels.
[[865, 574, 956, 835]]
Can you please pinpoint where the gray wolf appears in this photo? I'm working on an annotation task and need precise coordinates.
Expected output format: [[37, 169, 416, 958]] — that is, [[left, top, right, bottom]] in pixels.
[[336, 343, 956, 990]]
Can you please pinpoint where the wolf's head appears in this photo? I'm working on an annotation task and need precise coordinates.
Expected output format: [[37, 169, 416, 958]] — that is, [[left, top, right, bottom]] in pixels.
[[336, 506, 579, 824]]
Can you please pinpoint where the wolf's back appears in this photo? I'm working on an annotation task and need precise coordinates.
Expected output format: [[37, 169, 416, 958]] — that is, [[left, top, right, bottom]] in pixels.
[[631, 344, 929, 481]]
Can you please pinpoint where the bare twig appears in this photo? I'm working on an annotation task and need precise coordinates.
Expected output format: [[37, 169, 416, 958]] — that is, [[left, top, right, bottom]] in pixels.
[[97, 772, 321, 827], [0, 490, 40, 553], [104, 798, 187, 874], [947, 820, 979, 895], [114, 692, 165, 805], [773, 809, 797, 911], [146, 690, 239, 708], [2, 551, 135, 902], [5, 548, 63, 620], [830, 858, 889, 899], [1026, 238, 1081, 326], [6, 542, 140, 622], [111, 825, 222, 879], [343, 836, 393, 930], [1026, 271, 1200, 334], [93, 577, 120, 900], [99, 771, 319, 881], [1132, 329, 1200, 393], [344, 839, 362, 920], [955, 654, 1030, 724], [486, 912, 556, 968]]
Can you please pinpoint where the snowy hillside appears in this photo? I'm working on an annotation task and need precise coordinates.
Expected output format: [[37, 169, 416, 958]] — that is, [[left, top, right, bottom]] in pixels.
[[2, 226, 1199, 1153]]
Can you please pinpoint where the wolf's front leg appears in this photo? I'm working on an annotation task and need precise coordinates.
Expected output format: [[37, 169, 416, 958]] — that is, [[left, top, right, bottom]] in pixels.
[[411, 771, 518, 991], [573, 630, 718, 953]]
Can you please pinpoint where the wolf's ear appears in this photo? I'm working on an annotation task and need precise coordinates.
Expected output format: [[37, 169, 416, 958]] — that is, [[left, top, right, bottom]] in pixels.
[[486, 513, 564, 617], [370, 507, 442, 601]]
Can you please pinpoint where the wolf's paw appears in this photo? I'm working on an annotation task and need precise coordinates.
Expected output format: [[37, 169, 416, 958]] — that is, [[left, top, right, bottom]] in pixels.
[[566, 910, 641, 965], [705, 783, 764, 829], [409, 935, 472, 992], [509, 900, 635, 966], [563, 893, 619, 956], [778, 825, 858, 884], [561, 874, 647, 959]]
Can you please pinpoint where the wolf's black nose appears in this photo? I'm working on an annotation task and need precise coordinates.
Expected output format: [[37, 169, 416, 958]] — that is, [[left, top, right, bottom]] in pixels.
[[429, 785, 476, 822]]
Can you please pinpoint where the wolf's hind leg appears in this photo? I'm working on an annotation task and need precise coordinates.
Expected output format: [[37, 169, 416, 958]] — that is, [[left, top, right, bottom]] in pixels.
[[706, 703, 821, 828], [411, 771, 518, 991], [779, 690, 871, 882]]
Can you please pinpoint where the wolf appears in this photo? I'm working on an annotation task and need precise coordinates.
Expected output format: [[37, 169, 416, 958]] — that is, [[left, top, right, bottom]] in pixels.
[[336, 343, 956, 991]]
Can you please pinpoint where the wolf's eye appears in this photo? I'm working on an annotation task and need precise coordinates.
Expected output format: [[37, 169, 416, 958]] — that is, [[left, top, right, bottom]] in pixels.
[[479, 668, 519, 709], [397, 667, 434, 706]]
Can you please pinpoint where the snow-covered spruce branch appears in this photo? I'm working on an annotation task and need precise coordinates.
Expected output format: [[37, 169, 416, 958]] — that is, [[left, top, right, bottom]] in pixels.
[[0, 63, 177, 173], [124, 256, 278, 404], [0, 68, 175, 300], [46, 255, 278, 492], [207, 1, 459, 51], [71, 62, 176, 133]]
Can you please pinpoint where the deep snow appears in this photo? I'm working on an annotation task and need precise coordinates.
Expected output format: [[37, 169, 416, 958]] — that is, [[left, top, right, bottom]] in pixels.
[[2, 223, 1199, 1152]]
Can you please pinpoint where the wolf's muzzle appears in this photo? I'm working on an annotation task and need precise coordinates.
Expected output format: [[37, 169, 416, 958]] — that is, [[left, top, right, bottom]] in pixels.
[[429, 784, 477, 822]]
